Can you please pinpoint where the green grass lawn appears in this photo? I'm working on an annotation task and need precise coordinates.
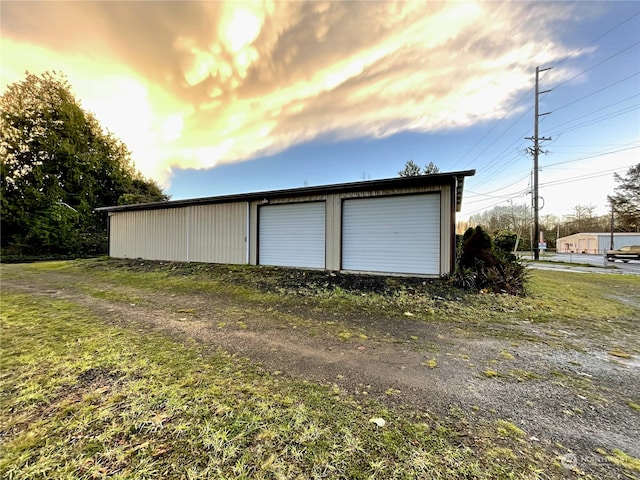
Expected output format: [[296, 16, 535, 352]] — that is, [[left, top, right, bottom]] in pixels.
[[2, 259, 639, 479], [1, 290, 556, 480], [18, 258, 640, 327]]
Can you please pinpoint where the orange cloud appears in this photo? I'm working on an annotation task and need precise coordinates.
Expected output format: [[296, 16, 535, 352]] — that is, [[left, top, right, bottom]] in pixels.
[[1, 1, 581, 186]]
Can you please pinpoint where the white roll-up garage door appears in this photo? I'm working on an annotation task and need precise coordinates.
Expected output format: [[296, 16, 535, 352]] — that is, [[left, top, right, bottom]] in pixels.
[[342, 194, 440, 275], [259, 202, 326, 269]]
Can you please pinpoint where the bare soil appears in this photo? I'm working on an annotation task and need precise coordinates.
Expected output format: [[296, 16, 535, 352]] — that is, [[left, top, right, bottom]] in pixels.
[[2, 260, 639, 479]]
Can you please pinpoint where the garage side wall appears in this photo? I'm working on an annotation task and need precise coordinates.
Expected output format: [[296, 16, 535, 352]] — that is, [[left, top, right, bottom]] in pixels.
[[189, 203, 247, 264], [109, 202, 248, 263], [109, 208, 188, 261]]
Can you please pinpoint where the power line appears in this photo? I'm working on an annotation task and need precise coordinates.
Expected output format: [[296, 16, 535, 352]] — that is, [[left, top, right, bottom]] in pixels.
[[547, 10, 640, 70], [460, 10, 640, 220], [467, 63, 638, 199], [547, 104, 640, 137], [463, 164, 634, 216], [454, 10, 640, 173], [465, 189, 529, 206], [551, 71, 640, 113], [464, 192, 530, 216], [466, 189, 525, 200], [451, 89, 532, 170], [464, 174, 531, 203], [466, 145, 638, 205], [471, 144, 530, 185], [465, 143, 638, 210], [539, 165, 636, 188], [549, 40, 640, 92], [541, 144, 640, 169], [546, 92, 639, 126]]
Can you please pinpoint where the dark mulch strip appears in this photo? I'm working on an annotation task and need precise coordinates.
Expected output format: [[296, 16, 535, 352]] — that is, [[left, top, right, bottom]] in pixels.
[[84, 258, 461, 298]]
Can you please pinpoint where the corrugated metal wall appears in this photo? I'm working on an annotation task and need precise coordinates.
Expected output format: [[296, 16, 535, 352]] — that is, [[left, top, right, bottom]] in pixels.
[[598, 234, 640, 253], [110, 208, 188, 261], [109, 183, 456, 276], [189, 203, 247, 264], [558, 233, 640, 254], [109, 202, 247, 263]]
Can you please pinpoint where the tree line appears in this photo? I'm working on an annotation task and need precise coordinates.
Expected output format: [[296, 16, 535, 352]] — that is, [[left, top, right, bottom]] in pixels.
[[397, 160, 639, 251], [1, 72, 168, 258], [465, 165, 639, 251], [3, 74, 637, 260]]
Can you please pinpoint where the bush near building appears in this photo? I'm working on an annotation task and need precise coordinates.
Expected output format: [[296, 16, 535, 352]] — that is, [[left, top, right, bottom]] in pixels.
[[446, 226, 528, 295]]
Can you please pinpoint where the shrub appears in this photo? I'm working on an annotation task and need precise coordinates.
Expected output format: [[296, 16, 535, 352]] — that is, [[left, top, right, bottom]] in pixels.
[[493, 231, 518, 253], [446, 226, 528, 295]]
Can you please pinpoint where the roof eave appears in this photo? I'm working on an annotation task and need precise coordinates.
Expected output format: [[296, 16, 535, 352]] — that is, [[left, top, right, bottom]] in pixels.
[[96, 169, 476, 213]]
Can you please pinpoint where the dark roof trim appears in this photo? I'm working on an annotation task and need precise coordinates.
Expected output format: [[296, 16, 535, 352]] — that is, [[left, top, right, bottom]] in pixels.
[[96, 169, 475, 213]]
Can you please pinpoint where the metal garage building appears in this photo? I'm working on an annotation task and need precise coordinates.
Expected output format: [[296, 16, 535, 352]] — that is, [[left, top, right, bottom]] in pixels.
[[97, 170, 474, 276], [556, 232, 640, 255]]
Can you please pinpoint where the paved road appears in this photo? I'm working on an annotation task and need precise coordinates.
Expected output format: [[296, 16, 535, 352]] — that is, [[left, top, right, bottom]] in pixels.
[[520, 252, 640, 275]]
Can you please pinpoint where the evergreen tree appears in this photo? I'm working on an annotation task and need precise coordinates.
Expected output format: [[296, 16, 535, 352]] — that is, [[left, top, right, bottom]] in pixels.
[[398, 160, 440, 177], [398, 160, 422, 177], [608, 163, 640, 232]]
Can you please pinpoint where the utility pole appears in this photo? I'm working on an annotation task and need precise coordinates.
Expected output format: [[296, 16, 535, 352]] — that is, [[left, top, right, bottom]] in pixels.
[[610, 203, 615, 250], [526, 66, 552, 260]]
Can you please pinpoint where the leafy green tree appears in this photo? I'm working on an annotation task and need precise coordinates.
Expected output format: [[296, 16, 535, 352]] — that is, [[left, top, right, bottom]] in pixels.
[[493, 231, 518, 253], [608, 163, 640, 232], [398, 160, 440, 177], [1, 71, 168, 256]]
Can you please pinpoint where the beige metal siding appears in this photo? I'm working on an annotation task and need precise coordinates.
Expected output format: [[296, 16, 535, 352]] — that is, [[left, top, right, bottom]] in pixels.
[[109, 182, 457, 275], [189, 203, 247, 264], [110, 203, 247, 263], [249, 202, 259, 265], [338, 185, 445, 200], [110, 208, 188, 261], [439, 185, 453, 274], [325, 195, 342, 270]]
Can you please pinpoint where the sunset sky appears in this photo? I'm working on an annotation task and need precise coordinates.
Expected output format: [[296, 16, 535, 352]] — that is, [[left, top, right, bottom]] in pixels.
[[2, 1, 639, 220]]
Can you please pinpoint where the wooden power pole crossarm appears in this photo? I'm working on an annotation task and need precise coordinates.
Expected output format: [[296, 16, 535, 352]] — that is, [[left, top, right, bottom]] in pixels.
[[525, 66, 552, 261]]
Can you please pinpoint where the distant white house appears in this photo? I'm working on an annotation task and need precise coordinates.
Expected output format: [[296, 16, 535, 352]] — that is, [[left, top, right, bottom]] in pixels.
[[556, 232, 640, 255]]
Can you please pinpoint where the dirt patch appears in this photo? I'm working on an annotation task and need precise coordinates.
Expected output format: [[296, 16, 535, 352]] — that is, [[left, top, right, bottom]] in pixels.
[[2, 261, 639, 478]]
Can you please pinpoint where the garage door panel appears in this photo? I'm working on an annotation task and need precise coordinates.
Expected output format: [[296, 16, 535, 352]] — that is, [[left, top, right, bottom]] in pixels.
[[259, 202, 325, 269], [342, 195, 439, 275]]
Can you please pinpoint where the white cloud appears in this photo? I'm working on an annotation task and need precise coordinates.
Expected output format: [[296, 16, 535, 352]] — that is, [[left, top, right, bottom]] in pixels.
[[2, 1, 584, 188]]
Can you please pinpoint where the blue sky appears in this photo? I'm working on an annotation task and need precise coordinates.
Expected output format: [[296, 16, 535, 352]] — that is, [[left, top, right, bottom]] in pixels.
[[2, 1, 639, 220]]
